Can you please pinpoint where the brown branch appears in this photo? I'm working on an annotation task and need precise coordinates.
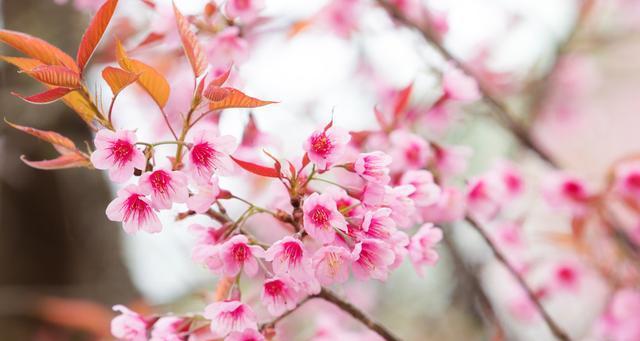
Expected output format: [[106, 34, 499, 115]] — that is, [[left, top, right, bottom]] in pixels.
[[258, 288, 401, 341], [374, 0, 559, 168], [465, 216, 571, 341]]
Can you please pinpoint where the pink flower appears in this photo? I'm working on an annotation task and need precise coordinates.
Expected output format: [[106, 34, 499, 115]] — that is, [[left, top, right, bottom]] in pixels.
[[226, 329, 265, 341], [187, 177, 221, 213], [261, 277, 301, 316], [206, 27, 249, 72], [111, 305, 148, 341], [302, 192, 348, 244], [359, 207, 396, 241], [204, 300, 258, 338], [543, 172, 593, 216], [466, 176, 504, 220], [352, 239, 395, 281], [434, 144, 472, 177], [190, 223, 226, 269], [360, 182, 385, 207], [139, 169, 188, 210], [91, 129, 145, 183], [383, 185, 417, 228], [219, 235, 265, 277], [389, 131, 432, 171], [598, 289, 640, 341], [388, 230, 410, 270], [400, 170, 441, 207], [225, 0, 264, 23], [150, 316, 186, 341], [265, 236, 319, 294], [615, 161, 640, 200], [442, 63, 480, 102], [186, 130, 236, 184], [420, 186, 466, 223], [312, 245, 352, 285], [303, 125, 351, 170], [317, 0, 362, 38], [106, 185, 161, 234], [408, 223, 442, 276], [551, 261, 582, 292], [353, 151, 392, 184]]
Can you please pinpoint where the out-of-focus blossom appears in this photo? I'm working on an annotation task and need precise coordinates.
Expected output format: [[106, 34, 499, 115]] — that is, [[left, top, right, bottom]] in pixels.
[[225, 0, 265, 24], [400, 170, 441, 207], [383, 184, 417, 228], [226, 328, 266, 341], [312, 245, 352, 285], [352, 151, 392, 184], [442, 63, 480, 102], [187, 177, 221, 213], [408, 223, 442, 275], [596, 289, 640, 341], [150, 316, 186, 341], [111, 305, 149, 341], [389, 131, 432, 171], [543, 172, 593, 216]]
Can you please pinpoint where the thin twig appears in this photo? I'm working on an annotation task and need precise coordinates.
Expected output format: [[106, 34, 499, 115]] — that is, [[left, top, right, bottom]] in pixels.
[[374, 0, 559, 167], [465, 216, 571, 341]]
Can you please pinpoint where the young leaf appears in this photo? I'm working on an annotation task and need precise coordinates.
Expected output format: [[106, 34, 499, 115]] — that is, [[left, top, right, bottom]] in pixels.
[[392, 83, 413, 121], [76, 0, 119, 72], [26, 65, 82, 88], [210, 67, 231, 87], [20, 153, 90, 170], [230, 155, 280, 178], [0, 56, 44, 72], [116, 40, 170, 107], [101, 66, 139, 95], [61, 91, 100, 126], [11, 87, 72, 104], [5, 120, 77, 154], [206, 87, 275, 111], [173, 1, 207, 77], [0, 29, 79, 72]]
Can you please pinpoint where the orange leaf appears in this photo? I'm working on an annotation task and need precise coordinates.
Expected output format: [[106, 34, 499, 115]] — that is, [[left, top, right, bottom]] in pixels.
[[206, 87, 275, 111], [11, 87, 72, 104], [2, 57, 98, 125], [101, 66, 139, 95], [0, 55, 44, 71], [116, 40, 170, 107], [173, 1, 207, 77], [210, 67, 231, 87], [0, 29, 79, 72], [20, 153, 90, 170], [26, 65, 82, 88], [230, 155, 280, 178], [76, 0, 119, 72], [5, 119, 77, 154]]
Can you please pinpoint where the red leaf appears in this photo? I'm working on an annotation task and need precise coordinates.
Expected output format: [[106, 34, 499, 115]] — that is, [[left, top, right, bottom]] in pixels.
[[393, 83, 413, 121], [5, 120, 77, 154], [26, 65, 81, 88], [173, 1, 207, 77], [0, 29, 79, 72], [230, 155, 280, 178], [20, 153, 90, 170], [135, 32, 164, 49], [210, 67, 231, 87], [11, 87, 72, 104], [0, 55, 44, 71], [205, 87, 275, 111], [76, 0, 119, 72], [101, 66, 139, 95]]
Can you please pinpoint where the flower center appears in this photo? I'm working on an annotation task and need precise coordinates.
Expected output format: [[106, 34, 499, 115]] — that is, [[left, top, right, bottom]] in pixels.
[[232, 243, 249, 262], [563, 181, 586, 201], [191, 142, 216, 169], [110, 139, 134, 166], [310, 206, 331, 226], [327, 252, 341, 275], [282, 242, 302, 265], [626, 173, 640, 189], [123, 194, 151, 224], [264, 280, 284, 296], [311, 133, 332, 156], [150, 170, 171, 194]]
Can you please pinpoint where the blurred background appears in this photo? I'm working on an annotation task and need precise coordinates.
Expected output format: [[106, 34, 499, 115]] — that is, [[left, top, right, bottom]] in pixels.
[[2, 0, 640, 340]]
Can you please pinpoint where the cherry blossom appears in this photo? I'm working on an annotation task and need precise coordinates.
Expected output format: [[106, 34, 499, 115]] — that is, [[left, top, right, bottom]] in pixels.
[[185, 130, 237, 184], [106, 185, 162, 234], [261, 277, 302, 316], [303, 124, 351, 170], [204, 300, 258, 338], [111, 305, 149, 341], [302, 192, 348, 243], [139, 169, 188, 210], [91, 129, 145, 183], [408, 223, 443, 276], [312, 245, 353, 285], [352, 238, 396, 281], [352, 151, 392, 184], [218, 234, 266, 277]]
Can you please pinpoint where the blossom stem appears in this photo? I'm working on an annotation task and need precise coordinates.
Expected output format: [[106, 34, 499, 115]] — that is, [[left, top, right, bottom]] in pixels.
[[374, 0, 559, 167], [465, 216, 571, 341]]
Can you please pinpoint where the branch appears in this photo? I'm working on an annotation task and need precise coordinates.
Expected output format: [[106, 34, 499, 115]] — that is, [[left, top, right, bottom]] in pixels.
[[374, 0, 559, 167], [465, 216, 571, 341], [259, 288, 402, 341]]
